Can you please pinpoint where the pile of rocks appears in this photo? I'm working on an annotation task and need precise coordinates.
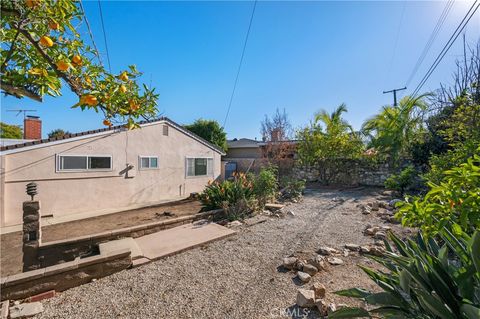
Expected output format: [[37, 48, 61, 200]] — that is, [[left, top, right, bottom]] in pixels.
[[296, 283, 339, 316]]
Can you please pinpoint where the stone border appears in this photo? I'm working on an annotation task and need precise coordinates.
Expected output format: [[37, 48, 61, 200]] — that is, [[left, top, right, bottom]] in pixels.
[[28, 209, 224, 270], [1, 249, 132, 301]]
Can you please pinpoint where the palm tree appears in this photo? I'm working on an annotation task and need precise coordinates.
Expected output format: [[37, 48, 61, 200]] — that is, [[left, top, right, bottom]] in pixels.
[[362, 94, 429, 163], [314, 103, 353, 134]]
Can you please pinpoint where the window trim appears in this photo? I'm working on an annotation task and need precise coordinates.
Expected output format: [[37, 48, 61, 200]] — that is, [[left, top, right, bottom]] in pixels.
[[56, 154, 113, 172], [138, 155, 159, 170], [185, 156, 214, 178]]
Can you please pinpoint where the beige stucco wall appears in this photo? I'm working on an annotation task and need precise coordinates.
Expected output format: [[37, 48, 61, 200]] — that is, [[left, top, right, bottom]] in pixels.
[[0, 121, 222, 228]]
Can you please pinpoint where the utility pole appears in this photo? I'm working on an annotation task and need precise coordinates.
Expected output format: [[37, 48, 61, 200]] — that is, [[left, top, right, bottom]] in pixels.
[[383, 87, 406, 106]]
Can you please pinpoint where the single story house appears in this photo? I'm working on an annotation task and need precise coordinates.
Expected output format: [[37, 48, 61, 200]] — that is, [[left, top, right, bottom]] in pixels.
[[222, 137, 298, 178], [0, 117, 225, 231]]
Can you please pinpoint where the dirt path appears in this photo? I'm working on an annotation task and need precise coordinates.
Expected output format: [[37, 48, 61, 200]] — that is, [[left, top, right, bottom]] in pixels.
[[36, 187, 410, 319]]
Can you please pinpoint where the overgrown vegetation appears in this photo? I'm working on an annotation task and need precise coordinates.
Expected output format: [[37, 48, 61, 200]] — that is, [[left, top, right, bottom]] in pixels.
[[199, 167, 281, 221], [296, 104, 364, 184], [331, 229, 480, 319], [384, 165, 419, 196], [279, 176, 306, 200]]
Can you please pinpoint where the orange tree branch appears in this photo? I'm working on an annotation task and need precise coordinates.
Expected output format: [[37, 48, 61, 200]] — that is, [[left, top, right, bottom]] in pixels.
[[16, 28, 83, 96], [0, 81, 42, 102]]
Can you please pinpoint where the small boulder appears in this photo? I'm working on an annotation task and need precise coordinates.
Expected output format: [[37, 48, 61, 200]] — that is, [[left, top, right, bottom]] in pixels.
[[327, 303, 337, 314], [287, 210, 295, 217], [311, 283, 326, 299], [296, 289, 315, 308], [345, 244, 360, 251], [369, 201, 380, 211], [318, 246, 338, 256], [226, 220, 243, 228], [9, 302, 43, 319], [308, 255, 326, 271], [314, 299, 327, 315], [369, 246, 385, 256], [364, 227, 379, 236], [297, 271, 312, 283], [282, 257, 298, 270], [296, 260, 306, 271], [302, 264, 318, 276], [360, 246, 370, 254], [374, 231, 387, 240], [380, 225, 392, 231], [327, 257, 344, 265]]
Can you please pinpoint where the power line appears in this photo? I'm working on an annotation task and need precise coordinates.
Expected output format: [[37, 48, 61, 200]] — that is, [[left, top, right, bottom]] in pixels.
[[97, 0, 112, 73], [406, 0, 454, 87], [222, 0, 258, 129], [385, 0, 407, 85], [411, 0, 480, 97], [78, 0, 103, 66]]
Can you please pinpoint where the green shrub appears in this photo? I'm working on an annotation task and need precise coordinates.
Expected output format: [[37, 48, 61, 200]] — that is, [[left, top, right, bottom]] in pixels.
[[331, 229, 480, 319], [384, 165, 418, 196], [253, 166, 279, 207], [397, 153, 480, 236], [199, 172, 254, 212], [279, 176, 306, 200]]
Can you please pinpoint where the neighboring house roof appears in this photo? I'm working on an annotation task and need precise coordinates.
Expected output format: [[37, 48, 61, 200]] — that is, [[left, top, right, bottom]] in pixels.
[[0, 117, 226, 155], [227, 138, 260, 149], [227, 138, 299, 149], [0, 138, 35, 147]]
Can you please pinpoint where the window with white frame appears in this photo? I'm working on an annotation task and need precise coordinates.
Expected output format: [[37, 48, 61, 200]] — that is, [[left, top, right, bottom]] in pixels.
[[57, 155, 112, 171], [186, 157, 213, 177], [139, 156, 158, 169]]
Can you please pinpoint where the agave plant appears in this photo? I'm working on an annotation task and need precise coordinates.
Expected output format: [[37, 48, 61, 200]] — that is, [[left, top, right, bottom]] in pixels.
[[330, 229, 480, 319]]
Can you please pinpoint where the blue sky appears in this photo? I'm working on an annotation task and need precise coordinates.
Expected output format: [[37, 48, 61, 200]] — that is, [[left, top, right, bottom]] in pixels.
[[1, 1, 479, 139]]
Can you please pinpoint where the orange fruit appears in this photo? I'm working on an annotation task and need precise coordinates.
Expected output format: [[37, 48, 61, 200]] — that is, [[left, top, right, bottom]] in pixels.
[[85, 95, 98, 106], [26, 0, 40, 8], [119, 84, 127, 93], [48, 20, 59, 30], [56, 61, 69, 71], [103, 119, 112, 127], [71, 55, 82, 65], [119, 71, 128, 81], [129, 99, 139, 111], [39, 36, 53, 47]]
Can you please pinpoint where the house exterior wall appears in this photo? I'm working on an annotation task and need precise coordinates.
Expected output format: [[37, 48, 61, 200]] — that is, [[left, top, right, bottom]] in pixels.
[[225, 147, 261, 159], [0, 122, 221, 228]]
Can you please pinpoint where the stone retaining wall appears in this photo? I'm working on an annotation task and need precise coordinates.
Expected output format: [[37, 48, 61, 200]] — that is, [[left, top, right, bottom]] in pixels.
[[29, 209, 224, 270], [1, 249, 132, 301], [293, 159, 394, 186]]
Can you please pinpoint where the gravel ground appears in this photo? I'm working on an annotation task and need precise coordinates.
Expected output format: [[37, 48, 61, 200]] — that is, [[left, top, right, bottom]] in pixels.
[[36, 187, 411, 319]]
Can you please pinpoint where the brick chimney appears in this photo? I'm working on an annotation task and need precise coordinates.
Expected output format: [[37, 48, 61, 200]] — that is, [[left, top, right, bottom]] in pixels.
[[271, 128, 281, 142], [24, 116, 42, 140]]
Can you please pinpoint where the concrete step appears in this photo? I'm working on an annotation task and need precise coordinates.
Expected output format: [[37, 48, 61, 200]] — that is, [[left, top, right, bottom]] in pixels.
[[99, 237, 143, 260]]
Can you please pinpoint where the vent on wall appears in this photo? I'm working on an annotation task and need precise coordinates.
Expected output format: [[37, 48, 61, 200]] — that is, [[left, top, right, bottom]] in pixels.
[[163, 125, 169, 136]]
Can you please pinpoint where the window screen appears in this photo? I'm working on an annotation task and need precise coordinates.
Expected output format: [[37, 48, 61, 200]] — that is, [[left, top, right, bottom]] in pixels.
[[163, 125, 169, 136], [186, 158, 213, 177], [88, 156, 111, 169], [140, 156, 158, 169], [60, 156, 87, 170], [58, 155, 111, 171]]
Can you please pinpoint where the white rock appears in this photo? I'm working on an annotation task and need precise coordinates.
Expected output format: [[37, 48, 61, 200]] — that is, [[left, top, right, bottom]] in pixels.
[[327, 303, 337, 313], [296, 289, 315, 308], [227, 220, 243, 227], [302, 264, 318, 276], [282, 257, 297, 270], [360, 246, 370, 254], [10, 302, 44, 319], [297, 271, 312, 283], [327, 257, 344, 265], [287, 210, 295, 217]]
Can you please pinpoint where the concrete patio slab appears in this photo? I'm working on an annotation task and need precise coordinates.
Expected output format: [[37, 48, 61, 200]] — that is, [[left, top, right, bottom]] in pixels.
[[99, 238, 143, 260], [134, 222, 235, 261]]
